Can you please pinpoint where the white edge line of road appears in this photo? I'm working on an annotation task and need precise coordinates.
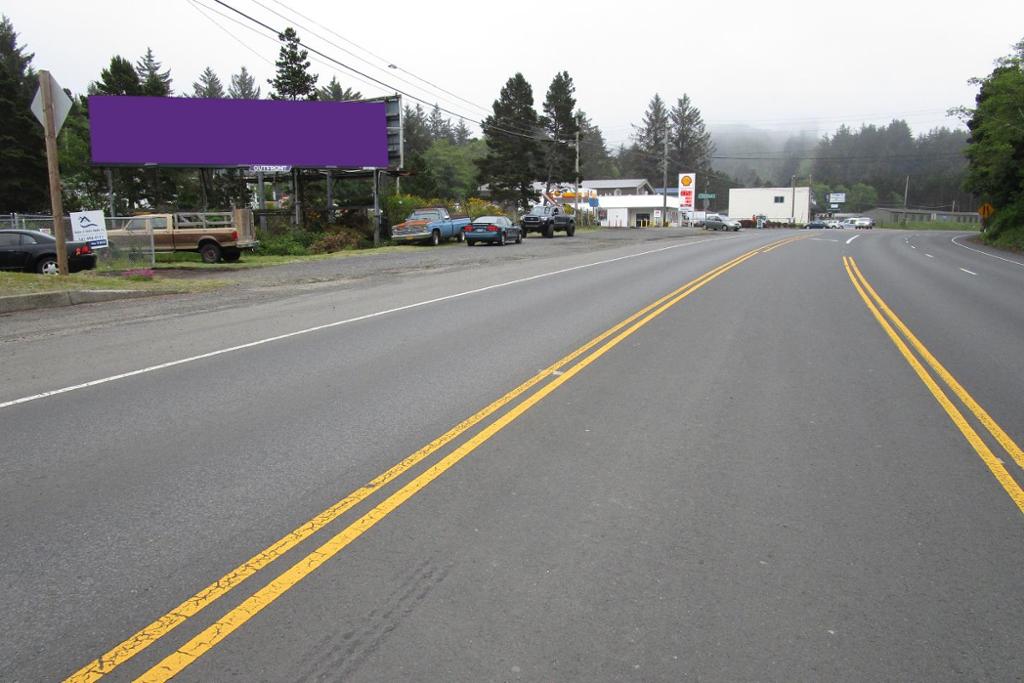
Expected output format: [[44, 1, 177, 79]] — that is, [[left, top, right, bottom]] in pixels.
[[959, 267, 978, 275], [1, 236, 726, 411], [846, 235, 859, 244], [952, 234, 1024, 268]]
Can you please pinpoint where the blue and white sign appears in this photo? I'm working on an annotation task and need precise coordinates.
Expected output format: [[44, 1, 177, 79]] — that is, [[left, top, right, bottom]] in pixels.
[[70, 210, 108, 248]]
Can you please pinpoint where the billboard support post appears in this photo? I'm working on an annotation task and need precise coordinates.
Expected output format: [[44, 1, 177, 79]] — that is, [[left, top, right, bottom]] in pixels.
[[105, 168, 115, 218], [257, 171, 267, 233], [326, 170, 333, 223], [372, 169, 381, 247]]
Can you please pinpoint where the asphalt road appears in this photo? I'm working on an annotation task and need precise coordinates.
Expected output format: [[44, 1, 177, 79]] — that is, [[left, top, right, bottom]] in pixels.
[[1, 228, 1022, 682]]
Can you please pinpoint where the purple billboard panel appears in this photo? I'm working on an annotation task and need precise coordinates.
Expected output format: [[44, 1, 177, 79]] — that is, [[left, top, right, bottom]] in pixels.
[[89, 96, 389, 168]]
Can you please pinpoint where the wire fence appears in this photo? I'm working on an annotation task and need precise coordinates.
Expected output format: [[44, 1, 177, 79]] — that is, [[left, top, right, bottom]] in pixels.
[[1, 213, 156, 269]]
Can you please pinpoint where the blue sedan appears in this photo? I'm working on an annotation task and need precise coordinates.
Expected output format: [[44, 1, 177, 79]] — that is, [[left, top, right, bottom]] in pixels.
[[464, 216, 522, 246]]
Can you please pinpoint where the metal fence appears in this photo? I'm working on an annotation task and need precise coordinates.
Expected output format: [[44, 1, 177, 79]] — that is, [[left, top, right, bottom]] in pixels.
[[1, 213, 156, 268]]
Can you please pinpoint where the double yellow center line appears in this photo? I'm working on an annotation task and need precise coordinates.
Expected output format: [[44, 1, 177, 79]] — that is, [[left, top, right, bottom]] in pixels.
[[843, 256, 1024, 513], [66, 237, 797, 682]]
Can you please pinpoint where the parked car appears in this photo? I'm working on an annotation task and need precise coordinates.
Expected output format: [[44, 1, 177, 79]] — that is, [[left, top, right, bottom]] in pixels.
[[853, 217, 875, 229], [839, 218, 858, 229], [825, 220, 842, 229], [105, 209, 259, 263], [390, 207, 471, 245], [704, 214, 741, 231], [464, 216, 521, 246], [520, 205, 575, 238], [0, 229, 98, 274], [805, 220, 828, 229]]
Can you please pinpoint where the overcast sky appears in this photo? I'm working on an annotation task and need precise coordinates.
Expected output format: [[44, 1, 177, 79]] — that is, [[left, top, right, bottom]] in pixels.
[[6, 0, 1023, 145]]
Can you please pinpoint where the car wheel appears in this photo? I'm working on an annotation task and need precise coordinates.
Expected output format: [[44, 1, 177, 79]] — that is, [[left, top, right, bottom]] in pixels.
[[497, 232, 505, 246], [544, 223, 553, 238], [515, 229, 523, 244], [456, 229, 465, 242], [567, 222, 575, 237], [200, 242, 222, 263], [467, 240, 475, 246], [430, 230, 440, 246], [223, 248, 241, 262], [36, 255, 59, 275]]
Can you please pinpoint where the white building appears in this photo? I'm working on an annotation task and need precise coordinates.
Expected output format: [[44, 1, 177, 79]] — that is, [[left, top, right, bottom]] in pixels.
[[583, 179, 656, 196], [728, 187, 812, 225], [596, 194, 680, 227]]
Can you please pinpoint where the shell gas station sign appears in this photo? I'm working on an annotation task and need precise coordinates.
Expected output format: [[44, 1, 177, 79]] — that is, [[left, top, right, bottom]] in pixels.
[[678, 173, 696, 216]]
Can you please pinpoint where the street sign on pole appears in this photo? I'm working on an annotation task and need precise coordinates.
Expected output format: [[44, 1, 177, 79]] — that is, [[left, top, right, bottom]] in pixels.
[[31, 74, 72, 135], [35, 71, 69, 275], [697, 192, 716, 200]]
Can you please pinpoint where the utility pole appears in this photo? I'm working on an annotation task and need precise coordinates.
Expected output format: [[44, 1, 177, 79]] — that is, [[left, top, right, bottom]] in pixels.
[[39, 71, 68, 275], [661, 127, 668, 227], [574, 127, 580, 226], [790, 174, 797, 226]]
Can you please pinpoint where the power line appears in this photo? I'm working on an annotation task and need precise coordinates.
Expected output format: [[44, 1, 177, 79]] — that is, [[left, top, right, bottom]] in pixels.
[[209, 0, 559, 145]]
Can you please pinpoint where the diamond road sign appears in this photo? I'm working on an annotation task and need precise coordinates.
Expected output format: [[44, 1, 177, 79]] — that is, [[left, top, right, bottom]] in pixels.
[[30, 75, 73, 135]]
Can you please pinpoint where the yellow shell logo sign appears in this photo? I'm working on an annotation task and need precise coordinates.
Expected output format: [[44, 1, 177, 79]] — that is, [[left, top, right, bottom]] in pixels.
[[680, 175, 693, 187]]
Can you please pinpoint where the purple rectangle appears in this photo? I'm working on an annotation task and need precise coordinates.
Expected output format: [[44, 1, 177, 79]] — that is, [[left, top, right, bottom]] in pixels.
[[89, 96, 388, 168]]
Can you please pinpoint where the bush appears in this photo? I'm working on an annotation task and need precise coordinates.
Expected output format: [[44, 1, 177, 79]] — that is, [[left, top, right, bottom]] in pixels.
[[258, 233, 310, 255], [310, 229, 368, 253]]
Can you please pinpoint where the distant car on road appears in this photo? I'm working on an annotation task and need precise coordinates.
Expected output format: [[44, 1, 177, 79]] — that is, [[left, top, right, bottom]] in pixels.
[[805, 220, 828, 229], [0, 229, 98, 274], [520, 205, 575, 238], [853, 217, 875, 229], [704, 214, 741, 231], [464, 216, 521, 246], [825, 220, 842, 229]]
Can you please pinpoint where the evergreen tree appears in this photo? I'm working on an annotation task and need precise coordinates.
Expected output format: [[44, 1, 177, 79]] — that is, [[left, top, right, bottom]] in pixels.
[[228, 66, 260, 99], [539, 71, 579, 189], [427, 104, 453, 142], [135, 47, 172, 96], [577, 111, 616, 178], [91, 55, 143, 95], [192, 66, 225, 98], [631, 93, 670, 184], [399, 104, 433, 195], [453, 118, 473, 145], [478, 73, 540, 211], [269, 28, 318, 100], [0, 15, 47, 211], [317, 75, 361, 101], [668, 94, 714, 175]]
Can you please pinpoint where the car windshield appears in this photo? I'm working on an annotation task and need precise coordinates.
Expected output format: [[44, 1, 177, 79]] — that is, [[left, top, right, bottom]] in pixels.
[[527, 207, 552, 215], [474, 216, 502, 224]]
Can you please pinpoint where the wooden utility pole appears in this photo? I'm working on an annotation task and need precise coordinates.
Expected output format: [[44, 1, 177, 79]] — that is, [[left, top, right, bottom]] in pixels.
[[574, 127, 580, 226], [661, 128, 669, 227], [39, 70, 68, 275]]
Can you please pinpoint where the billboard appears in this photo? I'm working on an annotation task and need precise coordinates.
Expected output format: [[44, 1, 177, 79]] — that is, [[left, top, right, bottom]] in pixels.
[[678, 173, 696, 215], [828, 192, 846, 203], [89, 96, 391, 169]]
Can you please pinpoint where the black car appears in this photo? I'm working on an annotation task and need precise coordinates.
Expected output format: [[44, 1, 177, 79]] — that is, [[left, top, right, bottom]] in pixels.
[[0, 229, 98, 274], [805, 221, 828, 229], [520, 205, 575, 238]]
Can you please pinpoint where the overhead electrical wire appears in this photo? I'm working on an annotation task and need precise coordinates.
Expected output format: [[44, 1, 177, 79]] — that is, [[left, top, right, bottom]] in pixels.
[[208, 0, 565, 145]]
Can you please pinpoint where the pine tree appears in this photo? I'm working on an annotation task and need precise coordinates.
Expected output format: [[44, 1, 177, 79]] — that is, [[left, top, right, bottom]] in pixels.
[[317, 75, 361, 101], [631, 93, 669, 184], [453, 118, 473, 145], [577, 111, 615, 178], [192, 66, 225, 98], [228, 66, 260, 99], [540, 71, 579, 189], [135, 47, 172, 96], [0, 15, 47, 211], [269, 28, 318, 100], [91, 55, 143, 96], [668, 94, 714, 175], [478, 73, 540, 211], [427, 104, 453, 142]]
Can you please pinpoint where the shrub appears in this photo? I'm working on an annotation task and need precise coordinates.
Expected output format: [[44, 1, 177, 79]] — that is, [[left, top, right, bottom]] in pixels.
[[258, 233, 310, 255], [310, 229, 368, 253]]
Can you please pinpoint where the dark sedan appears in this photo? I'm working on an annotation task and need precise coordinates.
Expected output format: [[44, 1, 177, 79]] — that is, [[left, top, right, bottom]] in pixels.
[[464, 216, 522, 246], [805, 221, 828, 229], [0, 229, 98, 274]]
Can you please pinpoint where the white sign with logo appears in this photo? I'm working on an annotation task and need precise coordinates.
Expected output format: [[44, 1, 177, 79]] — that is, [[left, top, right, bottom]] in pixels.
[[678, 173, 696, 215], [828, 192, 846, 204], [70, 210, 108, 248], [251, 165, 292, 173]]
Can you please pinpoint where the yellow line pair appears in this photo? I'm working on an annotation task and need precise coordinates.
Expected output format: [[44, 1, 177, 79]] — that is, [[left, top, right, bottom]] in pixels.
[[68, 237, 790, 683], [843, 256, 1024, 514]]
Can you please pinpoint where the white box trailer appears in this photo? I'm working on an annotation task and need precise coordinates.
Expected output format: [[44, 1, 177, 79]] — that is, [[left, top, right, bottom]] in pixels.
[[728, 187, 811, 225]]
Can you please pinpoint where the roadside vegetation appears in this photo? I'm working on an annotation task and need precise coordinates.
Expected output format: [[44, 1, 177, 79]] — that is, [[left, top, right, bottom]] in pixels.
[[878, 220, 980, 231], [959, 38, 1024, 252]]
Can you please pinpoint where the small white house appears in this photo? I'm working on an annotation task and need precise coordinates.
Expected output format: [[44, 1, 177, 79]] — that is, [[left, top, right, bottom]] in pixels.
[[583, 179, 656, 197], [728, 187, 812, 224], [597, 194, 680, 227]]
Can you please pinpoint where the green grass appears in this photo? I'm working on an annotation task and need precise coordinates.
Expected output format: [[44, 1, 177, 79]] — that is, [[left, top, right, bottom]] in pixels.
[[0, 270, 227, 296], [93, 245, 424, 273], [878, 220, 980, 231]]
